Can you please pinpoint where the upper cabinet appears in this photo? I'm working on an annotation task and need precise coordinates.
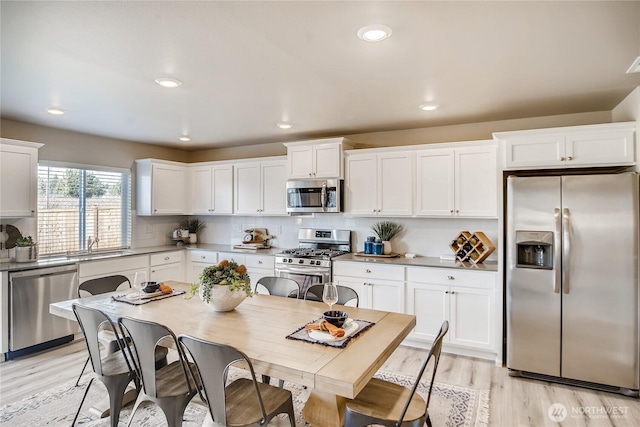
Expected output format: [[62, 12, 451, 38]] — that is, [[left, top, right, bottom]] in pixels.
[[416, 144, 497, 218], [344, 150, 414, 216], [234, 157, 287, 215], [136, 159, 187, 215], [189, 163, 233, 215], [0, 139, 43, 218], [495, 122, 636, 170], [283, 137, 353, 179]]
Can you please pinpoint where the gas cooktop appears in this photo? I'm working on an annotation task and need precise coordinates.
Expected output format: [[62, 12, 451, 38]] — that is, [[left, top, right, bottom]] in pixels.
[[276, 248, 349, 260]]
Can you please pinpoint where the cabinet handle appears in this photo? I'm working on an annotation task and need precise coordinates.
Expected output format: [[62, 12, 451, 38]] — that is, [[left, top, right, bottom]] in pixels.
[[447, 275, 454, 280], [567, 156, 573, 161], [164, 256, 170, 260], [258, 260, 263, 264], [450, 291, 456, 295], [445, 291, 449, 294], [151, 270, 156, 273], [365, 269, 371, 273], [455, 210, 459, 214], [450, 209, 454, 214], [309, 173, 313, 177], [201, 256, 206, 259], [560, 157, 566, 161]]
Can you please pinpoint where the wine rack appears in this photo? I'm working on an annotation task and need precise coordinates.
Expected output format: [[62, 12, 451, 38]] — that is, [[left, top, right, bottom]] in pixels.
[[449, 231, 495, 264]]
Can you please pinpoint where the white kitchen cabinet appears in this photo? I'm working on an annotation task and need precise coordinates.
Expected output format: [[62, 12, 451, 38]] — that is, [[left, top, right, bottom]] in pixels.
[[415, 144, 497, 217], [333, 261, 405, 313], [284, 138, 352, 179], [149, 251, 184, 282], [244, 254, 275, 288], [0, 139, 42, 218], [136, 159, 187, 215], [190, 163, 233, 215], [187, 250, 218, 283], [344, 150, 413, 216], [233, 158, 286, 215], [406, 267, 496, 352], [78, 254, 149, 287], [495, 122, 636, 170]]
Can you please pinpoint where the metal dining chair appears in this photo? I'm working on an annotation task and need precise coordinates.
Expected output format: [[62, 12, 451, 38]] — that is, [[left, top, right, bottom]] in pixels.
[[253, 276, 301, 387], [118, 316, 201, 427], [71, 303, 138, 427], [254, 276, 301, 299], [75, 274, 132, 386], [344, 320, 449, 427], [178, 334, 295, 427], [304, 283, 360, 307]]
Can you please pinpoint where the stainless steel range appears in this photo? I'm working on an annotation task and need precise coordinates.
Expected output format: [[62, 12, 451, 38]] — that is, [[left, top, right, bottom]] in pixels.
[[274, 228, 351, 296]]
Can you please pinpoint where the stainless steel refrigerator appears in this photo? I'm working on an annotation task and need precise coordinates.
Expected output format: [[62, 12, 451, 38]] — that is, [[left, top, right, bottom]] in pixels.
[[506, 172, 639, 396]]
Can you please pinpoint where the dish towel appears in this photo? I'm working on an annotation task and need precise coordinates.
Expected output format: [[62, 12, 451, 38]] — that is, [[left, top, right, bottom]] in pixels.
[[286, 318, 374, 348]]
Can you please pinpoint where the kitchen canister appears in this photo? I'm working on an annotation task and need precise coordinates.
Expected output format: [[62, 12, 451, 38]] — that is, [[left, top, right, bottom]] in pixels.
[[364, 236, 376, 254], [373, 239, 383, 255]]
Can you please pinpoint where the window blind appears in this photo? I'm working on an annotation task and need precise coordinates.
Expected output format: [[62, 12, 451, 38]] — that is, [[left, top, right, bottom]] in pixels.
[[37, 165, 131, 256]]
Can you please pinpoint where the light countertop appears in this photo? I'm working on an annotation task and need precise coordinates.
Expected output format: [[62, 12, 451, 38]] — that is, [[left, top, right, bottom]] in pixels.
[[333, 253, 498, 272]]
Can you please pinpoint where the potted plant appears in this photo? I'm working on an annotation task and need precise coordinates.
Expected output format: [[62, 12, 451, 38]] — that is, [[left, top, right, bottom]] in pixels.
[[179, 218, 205, 244], [187, 259, 253, 311], [371, 221, 402, 254], [14, 236, 38, 262]]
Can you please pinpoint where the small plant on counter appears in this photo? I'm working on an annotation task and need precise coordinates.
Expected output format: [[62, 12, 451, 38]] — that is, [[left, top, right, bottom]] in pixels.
[[15, 236, 36, 247], [180, 218, 206, 234], [186, 259, 253, 303], [371, 221, 402, 241]]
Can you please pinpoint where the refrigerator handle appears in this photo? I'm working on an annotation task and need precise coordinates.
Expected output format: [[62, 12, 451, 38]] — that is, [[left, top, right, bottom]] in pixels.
[[562, 207, 571, 294], [554, 208, 562, 293]]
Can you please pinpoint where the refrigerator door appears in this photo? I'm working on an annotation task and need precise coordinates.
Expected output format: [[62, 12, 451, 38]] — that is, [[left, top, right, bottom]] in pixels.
[[506, 176, 562, 376], [561, 173, 639, 389]]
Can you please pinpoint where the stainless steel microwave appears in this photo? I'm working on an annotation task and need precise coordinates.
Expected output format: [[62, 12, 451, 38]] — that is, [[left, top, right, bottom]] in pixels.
[[286, 179, 343, 213]]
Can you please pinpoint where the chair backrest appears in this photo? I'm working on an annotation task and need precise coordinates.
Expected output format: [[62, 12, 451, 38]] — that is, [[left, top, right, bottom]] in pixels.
[[118, 316, 194, 398], [78, 274, 131, 298], [304, 284, 359, 307], [397, 320, 449, 424], [72, 303, 132, 377], [178, 334, 267, 426], [254, 276, 301, 299]]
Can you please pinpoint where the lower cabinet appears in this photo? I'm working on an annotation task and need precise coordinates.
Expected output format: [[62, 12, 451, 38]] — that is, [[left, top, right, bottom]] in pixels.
[[333, 261, 405, 313], [187, 250, 275, 289], [78, 255, 149, 287], [406, 267, 496, 353], [244, 254, 275, 289], [149, 251, 184, 282], [187, 250, 218, 283]]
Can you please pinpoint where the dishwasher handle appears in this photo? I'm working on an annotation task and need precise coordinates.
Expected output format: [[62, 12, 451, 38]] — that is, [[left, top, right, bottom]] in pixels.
[[9, 264, 78, 279]]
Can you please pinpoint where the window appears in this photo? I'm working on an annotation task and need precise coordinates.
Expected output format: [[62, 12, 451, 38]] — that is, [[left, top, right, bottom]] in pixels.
[[37, 162, 131, 256]]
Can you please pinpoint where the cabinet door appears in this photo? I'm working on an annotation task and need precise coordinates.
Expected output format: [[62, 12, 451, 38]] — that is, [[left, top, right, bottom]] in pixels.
[[287, 146, 314, 179], [566, 130, 635, 167], [332, 276, 366, 308], [0, 144, 37, 217], [191, 166, 214, 214], [415, 149, 454, 216], [407, 282, 449, 343], [378, 152, 413, 216], [261, 161, 287, 215], [234, 162, 262, 215], [345, 154, 378, 215], [455, 146, 497, 217], [150, 263, 183, 282], [449, 287, 494, 350], [152, 163, 186, 215], [313, 143, 341, 178], [211, 164, 234, 214], [366, 279, 404, 313], [504, 135, 565, 169]]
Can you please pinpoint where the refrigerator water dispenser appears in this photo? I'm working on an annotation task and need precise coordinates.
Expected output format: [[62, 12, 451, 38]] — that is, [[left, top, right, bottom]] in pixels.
[[515, 231, 553, 269]]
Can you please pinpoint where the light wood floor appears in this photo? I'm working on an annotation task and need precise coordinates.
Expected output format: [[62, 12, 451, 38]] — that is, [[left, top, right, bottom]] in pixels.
[[1, 340, 639, 426]]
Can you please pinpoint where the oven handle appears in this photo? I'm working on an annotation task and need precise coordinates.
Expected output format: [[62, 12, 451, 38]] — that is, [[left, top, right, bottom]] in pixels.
[[321, 182, 327, 211], [276, 266, 329, 275]]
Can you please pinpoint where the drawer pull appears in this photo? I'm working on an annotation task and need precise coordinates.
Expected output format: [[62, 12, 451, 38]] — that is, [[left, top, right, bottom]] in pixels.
[[164, 256, 170, 260], [201, 256, 206, 259], [258, 260, 263, 264], [365, 269, 371, 273], [447, 275, 454, 280]]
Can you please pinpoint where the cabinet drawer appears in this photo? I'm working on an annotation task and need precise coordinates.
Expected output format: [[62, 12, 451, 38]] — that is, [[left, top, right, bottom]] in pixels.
[[218, 252, 245, 265], [150, 251, 183, 266], [189, 250, 217, 264], [79, 255, 148, 278], [245, 254, 274, 270], [333, 261, 404, 281], [406, 267, 495, 289]]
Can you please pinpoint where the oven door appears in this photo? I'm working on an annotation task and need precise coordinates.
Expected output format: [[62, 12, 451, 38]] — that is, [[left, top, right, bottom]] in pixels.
[[274, 265, 330, 298]]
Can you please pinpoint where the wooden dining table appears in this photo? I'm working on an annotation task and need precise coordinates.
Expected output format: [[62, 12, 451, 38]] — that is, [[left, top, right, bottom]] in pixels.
[[50, 281, 416, 427]]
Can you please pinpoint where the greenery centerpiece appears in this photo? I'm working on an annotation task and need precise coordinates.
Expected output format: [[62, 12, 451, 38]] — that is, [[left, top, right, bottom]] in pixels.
[[14, 236, 38, 262], [187, 260, 253, 311], [371, 221, 402, 254]]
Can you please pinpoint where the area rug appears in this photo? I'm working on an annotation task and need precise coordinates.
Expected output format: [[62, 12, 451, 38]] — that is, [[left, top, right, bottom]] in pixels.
[[0, 369, 489, 427]]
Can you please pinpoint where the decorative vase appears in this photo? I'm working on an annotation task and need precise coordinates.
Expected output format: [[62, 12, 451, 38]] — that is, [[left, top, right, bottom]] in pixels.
[[14, 246, 38, 263], [189, 233, 197, 244], [382, 240, 392, 255], [200, 284, 247, 312]]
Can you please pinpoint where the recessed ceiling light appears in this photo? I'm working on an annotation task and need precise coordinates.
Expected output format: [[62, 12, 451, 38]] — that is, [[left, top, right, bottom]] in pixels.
[[47, 107, 65, 115], [179, 136, 191, 142], [627, 56, 640, 74], [357, 24, 392, 42], [277, 123, 293, 129], [419, 103, 439, 111], [155, 77, 182, 88]]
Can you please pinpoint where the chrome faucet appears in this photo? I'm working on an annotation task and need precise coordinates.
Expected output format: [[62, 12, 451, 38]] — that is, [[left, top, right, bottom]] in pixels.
[[87, 236, 99, 253]]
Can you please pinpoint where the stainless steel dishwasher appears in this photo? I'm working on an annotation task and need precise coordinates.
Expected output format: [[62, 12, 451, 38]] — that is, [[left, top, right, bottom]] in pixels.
[[8, 264, 78, 359]]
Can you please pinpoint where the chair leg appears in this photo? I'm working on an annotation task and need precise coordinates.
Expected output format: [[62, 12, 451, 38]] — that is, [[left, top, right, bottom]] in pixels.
[[278, 379, 284, 388], [261, 374, 271, 385], [72, 378, 94, 426], [426, 415, 432, 427], [75, 355, 90, 387], [125, 392, 146, 427], [102, 375, 135, 427]]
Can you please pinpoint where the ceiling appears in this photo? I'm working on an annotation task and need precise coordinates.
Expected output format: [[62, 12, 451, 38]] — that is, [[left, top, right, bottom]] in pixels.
[[2, 1, 639, 151]]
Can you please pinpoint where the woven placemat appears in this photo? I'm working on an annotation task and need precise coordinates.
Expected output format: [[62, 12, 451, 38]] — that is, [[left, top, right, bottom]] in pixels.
[[286, 318, 374, 348]]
